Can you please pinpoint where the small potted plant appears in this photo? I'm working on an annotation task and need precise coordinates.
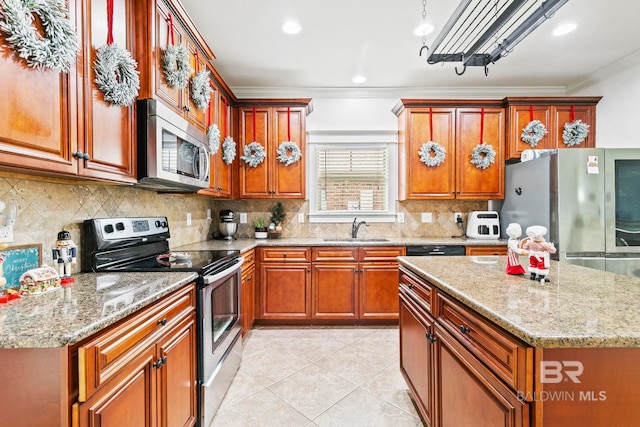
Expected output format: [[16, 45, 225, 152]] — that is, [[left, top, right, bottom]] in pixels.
[[269, 201, 287, 238], [253, 217, 268, 239]]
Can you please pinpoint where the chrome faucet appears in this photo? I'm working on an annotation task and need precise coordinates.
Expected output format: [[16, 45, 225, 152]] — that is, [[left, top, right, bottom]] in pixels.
[[351, 218, 369, 238]]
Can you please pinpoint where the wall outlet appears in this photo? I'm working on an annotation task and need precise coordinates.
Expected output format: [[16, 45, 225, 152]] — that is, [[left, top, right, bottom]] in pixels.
[[298, 212, 305, 223], [206, 208, 211, 220], [397, 212, 405, 223], [421, 212, 433, 223], [186, 212, 192, 226], [454, 212, 463, 223], [0, 225, 13, 243], [239, 213, 247, 224]]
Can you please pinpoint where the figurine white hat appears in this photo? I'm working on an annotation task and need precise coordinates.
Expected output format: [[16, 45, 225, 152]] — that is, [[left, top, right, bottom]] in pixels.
[[526, 225, 547, 239]]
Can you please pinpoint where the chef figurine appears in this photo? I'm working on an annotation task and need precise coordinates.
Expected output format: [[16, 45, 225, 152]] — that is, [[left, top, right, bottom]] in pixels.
[[505, 223, 527, 275], [53, 229, 77, 284], [521, 225, 556, 282]]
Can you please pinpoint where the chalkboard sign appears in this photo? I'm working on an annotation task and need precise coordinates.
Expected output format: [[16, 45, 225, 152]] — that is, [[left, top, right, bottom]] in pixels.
[[1, 244, 42, 290]]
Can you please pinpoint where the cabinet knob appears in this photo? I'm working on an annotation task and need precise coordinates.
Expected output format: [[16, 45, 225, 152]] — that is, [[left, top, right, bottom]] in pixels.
[[246, 275, 252, 281], [157, 318, 167, 326], [426, 333, 436, 343], [153, 355, 167, 369], [183, 105, 191, 112], [408, 284, 414, 290], [458, 324, 470, 334]]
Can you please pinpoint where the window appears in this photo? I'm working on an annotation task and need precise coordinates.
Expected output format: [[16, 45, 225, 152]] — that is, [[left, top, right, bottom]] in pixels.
[[307, 132, 397, 223]]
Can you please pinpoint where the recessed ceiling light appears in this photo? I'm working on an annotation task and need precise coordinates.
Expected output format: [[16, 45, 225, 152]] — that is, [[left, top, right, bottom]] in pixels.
[[352, 75, 367, 84], [553, 22, 576, 36], [282, 21, 302, 35], [414, 23, 435, 37]]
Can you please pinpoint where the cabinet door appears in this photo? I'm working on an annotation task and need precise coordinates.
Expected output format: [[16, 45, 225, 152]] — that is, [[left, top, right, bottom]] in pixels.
[[552, 104, 596, 149], [465, 245, 507, 256], [434, 324, 529, 427], [259, 263, 311, 319], [508, 104, 552, 159], [456, 108, 504, 199], [157, 315, 197, 427], [311, 263, 358, 319], [403, 108, 456, 199], [73, 347, 157, 427], [215, 93, 233, 197], [184, 39, 207, 132], [272, 107, 306, 198], [242, 264, 256, 336], [0, 5, 77, 175], [399, 292, 434, 425], [79, 0, 136, 182], [359, 263, 400, 319], [239, 107, 271, 198], [154, 0, 186, 115]]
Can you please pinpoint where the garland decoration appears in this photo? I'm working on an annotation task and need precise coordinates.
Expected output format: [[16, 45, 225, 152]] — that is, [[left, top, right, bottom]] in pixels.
[[418, 108, 446, 167], [277, 141, 302, 166], [521, 106, 547, 147], [0, 0, 80, 72], [161, 14, 192, 89], [93, 0, 139, 106], [241, 142, 266, 168], [562, 106, 589, 146], [470, 108, 496, 170], [222, 136, 236, 164], [189, 51, 211, 109], [419, 141, 446, 167]]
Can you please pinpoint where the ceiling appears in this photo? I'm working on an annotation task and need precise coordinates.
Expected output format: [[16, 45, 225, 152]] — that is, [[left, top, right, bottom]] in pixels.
[[179, 0, 640, 98]]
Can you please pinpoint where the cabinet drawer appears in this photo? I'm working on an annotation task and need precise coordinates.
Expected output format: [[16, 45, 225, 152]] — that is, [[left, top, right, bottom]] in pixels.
[[465, 245, 507, 256], [436, 292, 532, 393], [259, 247, 310, 262], [241, 249, 255, 273], [359, 246, 405, 262], [399, 268, 435, 315], [312, 247, 358, 262], [77, 284, 196, 401]]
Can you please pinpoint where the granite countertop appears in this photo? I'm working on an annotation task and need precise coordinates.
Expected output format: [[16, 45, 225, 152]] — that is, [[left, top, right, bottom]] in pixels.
[[398, 256, 640, 349], [174, 237, 506, 253], [0, 271, 197, 349]]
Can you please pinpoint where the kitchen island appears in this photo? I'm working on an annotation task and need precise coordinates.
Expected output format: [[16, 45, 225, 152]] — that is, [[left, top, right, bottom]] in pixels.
[[398, 255, 640, 427]]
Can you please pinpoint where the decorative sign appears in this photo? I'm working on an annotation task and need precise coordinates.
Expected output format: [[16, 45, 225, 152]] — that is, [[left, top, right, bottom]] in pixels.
[[1, 244, 42, 290]]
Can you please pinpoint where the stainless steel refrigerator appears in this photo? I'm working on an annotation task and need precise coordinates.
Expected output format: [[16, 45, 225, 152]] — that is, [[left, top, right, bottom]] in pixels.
[[500, 148, 640, 278]]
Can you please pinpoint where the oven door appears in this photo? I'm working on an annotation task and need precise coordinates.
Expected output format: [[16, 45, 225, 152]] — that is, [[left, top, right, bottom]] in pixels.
[[200, 257, 243, 385]]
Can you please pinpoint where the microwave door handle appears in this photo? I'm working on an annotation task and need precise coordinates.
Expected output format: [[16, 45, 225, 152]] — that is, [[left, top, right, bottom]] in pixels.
[[203, 148, 210, 182], [193, 147, 210, 181]]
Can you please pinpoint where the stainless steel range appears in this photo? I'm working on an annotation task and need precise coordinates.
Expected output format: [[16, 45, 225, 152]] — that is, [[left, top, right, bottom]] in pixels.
[[82, 217, 243, 427]]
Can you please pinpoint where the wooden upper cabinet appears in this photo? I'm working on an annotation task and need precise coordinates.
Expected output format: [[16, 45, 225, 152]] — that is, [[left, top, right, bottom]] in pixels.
[[505, 97, 600, 160], [395, 100, 505, 200], [237, 101, 311, 199], [77, 0, 137, 183]]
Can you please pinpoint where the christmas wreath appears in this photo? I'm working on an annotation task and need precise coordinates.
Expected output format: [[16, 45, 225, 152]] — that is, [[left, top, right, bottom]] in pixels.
[[470, 144, 496, 170], [562, 120, 589, 147], [0, 0, 79, 72], [418, 141, 446, 167], [190, 70, 212, 110], [207, 124, 220, 155], [162, 44, 192, 89], [94, 43, 140, 107], [222, 136, 236, 165], [241, 142, 266, 168], [276, 141, 302, 166], [521, 120, 548, 147]]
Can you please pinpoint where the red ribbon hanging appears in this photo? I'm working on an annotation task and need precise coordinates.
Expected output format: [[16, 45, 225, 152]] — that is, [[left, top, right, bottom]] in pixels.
[[221, 97, 227, 135], [480, 108, 485, 145], [287, 107, 291, 141], [106, 0, 114, 45], [206, 92, 211, 128], [429, 107, 433, 141], [194, 51, 199, 73], [570, 105, 575, 122], [166, 13, 175, 45], [529, 105, 534, 122], [252, 107, 256, 142]]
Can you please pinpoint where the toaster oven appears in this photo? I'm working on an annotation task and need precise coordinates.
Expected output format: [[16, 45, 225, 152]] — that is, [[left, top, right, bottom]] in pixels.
[[466, 211, 500, 239]]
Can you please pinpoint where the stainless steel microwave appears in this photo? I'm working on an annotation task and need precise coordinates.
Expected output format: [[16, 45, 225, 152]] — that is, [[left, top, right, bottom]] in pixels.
[[136, 99, 210, 192]]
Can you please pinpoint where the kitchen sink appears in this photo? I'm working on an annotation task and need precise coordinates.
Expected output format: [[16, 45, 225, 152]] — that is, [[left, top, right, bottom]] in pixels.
[[323, 238, 389, 242]]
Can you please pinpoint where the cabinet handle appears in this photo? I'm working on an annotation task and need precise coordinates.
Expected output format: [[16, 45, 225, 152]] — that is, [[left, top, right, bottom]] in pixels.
[[157, 318, 167, 326], [153, 355, 167, 369], [458, 324, 470, 334], [408, 284, 414, 290], [426, 333, 436, 343], [183, 105, 190, 112], [246, 275, 252, 281]]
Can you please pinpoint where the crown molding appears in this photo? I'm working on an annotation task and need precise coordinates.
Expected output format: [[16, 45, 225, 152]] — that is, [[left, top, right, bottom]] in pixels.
[[566, 48, 640, 94]]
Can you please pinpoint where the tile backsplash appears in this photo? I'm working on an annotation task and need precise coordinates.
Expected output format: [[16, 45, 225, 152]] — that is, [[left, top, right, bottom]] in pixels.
[[0, 176, 488, 273]]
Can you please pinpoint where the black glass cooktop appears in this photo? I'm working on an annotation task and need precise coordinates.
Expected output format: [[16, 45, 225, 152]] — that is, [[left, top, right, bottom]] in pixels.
[[101, 249, 240, 273]]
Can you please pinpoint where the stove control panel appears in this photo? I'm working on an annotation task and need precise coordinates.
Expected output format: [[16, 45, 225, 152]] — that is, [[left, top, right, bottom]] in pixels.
[[93, 217, 169, 240]]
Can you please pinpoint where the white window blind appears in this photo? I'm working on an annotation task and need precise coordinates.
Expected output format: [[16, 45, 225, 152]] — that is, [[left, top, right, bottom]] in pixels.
[[316, 146, 388, 212]]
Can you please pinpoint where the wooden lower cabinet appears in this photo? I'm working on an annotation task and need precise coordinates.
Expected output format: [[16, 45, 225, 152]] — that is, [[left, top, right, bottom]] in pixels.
[[241, 249, 256, 336], [312, 263, 358, 319], [359, 262, 401, 319], [259, 263, 311, 319], [465, 245, 507, 256]]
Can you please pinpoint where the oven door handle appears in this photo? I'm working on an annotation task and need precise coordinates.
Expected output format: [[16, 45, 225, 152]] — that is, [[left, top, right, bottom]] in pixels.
[[202, 257, 244, 285]]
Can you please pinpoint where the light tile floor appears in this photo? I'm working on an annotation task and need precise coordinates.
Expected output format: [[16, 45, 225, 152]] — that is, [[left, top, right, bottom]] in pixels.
[[212, 326, 425, 427]]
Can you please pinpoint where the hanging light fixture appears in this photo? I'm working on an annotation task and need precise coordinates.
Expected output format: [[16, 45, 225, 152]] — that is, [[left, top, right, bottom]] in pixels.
[[422, 0, 569, 75]]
